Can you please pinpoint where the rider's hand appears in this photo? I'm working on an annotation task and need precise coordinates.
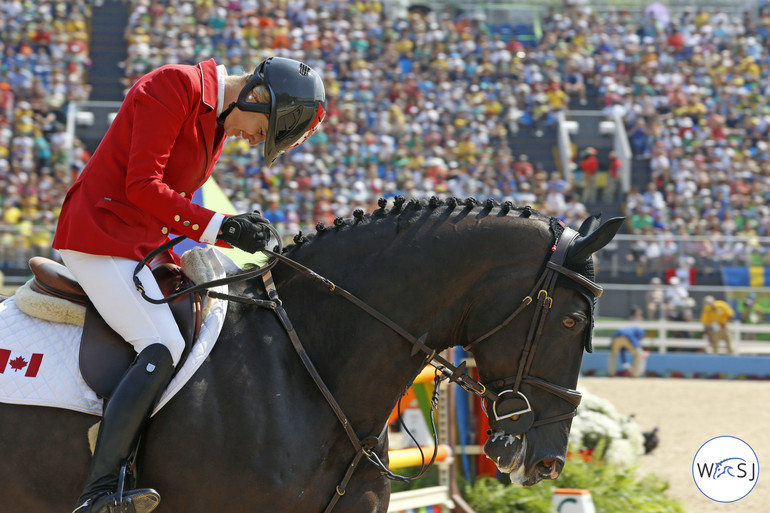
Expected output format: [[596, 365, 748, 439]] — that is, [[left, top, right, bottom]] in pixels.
[[217, 212, 270, 253]]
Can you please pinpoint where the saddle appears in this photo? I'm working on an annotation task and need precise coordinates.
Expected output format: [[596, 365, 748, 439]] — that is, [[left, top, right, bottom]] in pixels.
[[28, 256, 203, 399]]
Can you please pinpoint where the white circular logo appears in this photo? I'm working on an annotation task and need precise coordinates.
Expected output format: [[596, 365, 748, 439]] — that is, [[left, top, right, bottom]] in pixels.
[[692, 436, 759, 502]]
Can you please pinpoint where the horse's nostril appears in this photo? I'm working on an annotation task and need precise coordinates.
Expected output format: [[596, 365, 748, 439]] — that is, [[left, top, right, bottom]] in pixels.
[[538, 458, 562, 479]]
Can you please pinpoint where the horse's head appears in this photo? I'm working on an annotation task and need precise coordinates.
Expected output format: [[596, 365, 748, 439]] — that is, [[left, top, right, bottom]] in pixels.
[[465, 214, 623, 486], [267, 200, 622, 488]]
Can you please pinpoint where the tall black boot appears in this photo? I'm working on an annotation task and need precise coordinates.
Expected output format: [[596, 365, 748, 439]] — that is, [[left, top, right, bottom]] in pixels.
[[73, 344, 175, 513]]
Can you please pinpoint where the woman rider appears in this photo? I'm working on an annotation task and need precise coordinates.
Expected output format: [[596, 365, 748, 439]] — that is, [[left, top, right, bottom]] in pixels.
[[53, 56, 325, 513]]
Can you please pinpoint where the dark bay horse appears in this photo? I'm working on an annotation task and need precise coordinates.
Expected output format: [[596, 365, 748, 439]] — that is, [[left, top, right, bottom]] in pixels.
[[0, 198, 622, 513]]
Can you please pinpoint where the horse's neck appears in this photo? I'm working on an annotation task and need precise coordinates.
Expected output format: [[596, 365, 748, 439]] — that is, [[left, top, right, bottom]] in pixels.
[[266, 262, 436, 433], [264, 215, 550, 432], [261, 228, 427, 431]]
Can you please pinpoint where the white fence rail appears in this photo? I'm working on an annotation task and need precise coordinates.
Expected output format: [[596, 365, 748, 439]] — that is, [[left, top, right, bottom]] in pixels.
[[593, 319, 770, 355]]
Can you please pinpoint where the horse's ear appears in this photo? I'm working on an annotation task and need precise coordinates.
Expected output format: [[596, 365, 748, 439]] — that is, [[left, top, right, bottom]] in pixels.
[[568, 217, 624, 262], [577, 214, 601, 237]]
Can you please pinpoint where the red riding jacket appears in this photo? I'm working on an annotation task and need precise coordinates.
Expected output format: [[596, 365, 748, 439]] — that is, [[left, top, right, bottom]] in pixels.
[[53, 59, 229, 263]]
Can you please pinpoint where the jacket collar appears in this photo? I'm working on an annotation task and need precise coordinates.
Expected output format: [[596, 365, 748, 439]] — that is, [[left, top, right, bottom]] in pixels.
[[197, 59, 225, 174], [198, 59, 219, 111]]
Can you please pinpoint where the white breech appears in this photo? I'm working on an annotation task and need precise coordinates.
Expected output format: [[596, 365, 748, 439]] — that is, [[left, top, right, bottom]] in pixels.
[[59, 250, 186, 366]]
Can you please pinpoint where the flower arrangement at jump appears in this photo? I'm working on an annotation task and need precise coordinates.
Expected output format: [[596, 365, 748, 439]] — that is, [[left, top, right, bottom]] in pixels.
[[568, 387, 646, 468], [462, 388, 686, 513]]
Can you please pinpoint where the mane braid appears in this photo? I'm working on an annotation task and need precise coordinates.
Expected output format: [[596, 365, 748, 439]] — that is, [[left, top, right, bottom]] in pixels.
[[286, 197, 551, 255], [391, 195, 406, 213]]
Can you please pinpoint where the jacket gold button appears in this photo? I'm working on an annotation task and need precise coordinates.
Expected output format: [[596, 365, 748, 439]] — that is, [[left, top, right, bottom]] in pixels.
[[174, 215, 181, 222], [180, 192, 186, 197], [183, 221, 190, 226], [192, 224, 200, 230], [161, 227, 168, 234]]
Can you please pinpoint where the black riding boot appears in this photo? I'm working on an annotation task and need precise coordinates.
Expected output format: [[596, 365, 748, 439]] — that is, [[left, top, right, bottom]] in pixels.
[[73, 344, 174, 513]]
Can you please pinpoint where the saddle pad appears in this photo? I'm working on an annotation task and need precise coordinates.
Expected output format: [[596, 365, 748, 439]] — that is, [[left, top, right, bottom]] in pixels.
[[0, 247, 237, 417]]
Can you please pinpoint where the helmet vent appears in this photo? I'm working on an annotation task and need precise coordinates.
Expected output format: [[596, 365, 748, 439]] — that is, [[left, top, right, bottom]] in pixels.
[[298, 63, 311, 76]]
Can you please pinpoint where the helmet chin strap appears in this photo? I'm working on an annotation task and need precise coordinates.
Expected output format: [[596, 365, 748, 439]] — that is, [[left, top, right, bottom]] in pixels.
[[217, 101, 238, 126]]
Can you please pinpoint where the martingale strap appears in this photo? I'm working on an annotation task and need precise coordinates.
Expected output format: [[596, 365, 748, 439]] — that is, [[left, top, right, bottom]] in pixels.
[[260, 271, 380, 513]]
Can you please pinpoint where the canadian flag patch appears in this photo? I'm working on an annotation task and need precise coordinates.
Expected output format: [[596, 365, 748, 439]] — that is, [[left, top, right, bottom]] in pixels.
[[0, 349, 43, 378]]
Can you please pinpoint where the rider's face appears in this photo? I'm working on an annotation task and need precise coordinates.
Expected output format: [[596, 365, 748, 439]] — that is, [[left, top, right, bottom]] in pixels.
[[223, 109, 269, 146]]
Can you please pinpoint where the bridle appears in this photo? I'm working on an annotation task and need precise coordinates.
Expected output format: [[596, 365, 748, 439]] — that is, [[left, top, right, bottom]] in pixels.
[[133, 222, 603, 512], [463, 226, 602, 435]]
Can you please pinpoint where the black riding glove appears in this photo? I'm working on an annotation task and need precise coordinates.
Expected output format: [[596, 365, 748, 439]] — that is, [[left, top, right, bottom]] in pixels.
[[218, 212, 271, 253]]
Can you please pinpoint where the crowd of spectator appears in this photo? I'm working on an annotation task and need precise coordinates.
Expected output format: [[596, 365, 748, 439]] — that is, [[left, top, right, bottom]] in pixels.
[[563, 3, 770, 271], [119, 0, 590, 237], [0, 0, 93, 266], [3, 0, 770, 276]]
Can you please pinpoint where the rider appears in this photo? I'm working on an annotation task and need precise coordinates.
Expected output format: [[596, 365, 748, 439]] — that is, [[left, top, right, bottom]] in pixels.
[[52, 56, 325, 513]]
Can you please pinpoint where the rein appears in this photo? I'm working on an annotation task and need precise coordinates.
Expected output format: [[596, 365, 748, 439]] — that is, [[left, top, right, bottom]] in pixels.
[[133, 221, 604, 512], [131, 227, 285, 306], [260, 248, 496, 399]]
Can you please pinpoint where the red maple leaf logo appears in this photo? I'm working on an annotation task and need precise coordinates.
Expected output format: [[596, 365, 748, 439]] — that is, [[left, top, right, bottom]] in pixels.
[[9, 356, 28, 372]]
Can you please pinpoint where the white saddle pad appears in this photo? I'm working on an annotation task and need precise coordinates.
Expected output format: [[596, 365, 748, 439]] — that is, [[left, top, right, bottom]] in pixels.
[[0, 247, 238, 417]]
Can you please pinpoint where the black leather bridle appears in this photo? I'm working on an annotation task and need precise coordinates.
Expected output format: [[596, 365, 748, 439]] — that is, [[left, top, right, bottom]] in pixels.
[[463, 226, 602, 435], [134, 223, 604, 513]]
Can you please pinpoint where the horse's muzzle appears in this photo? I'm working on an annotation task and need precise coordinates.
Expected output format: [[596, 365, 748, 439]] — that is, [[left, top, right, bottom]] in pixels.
[[484, 429, 567, 486]]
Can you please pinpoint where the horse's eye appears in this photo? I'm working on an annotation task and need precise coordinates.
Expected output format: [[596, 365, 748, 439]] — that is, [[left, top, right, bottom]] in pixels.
[[562, 317, 576, 329]]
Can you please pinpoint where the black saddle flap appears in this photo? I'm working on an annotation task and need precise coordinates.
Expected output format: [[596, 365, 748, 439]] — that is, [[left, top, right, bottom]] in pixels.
[[80, 305, 136, 399], [79, 284, 200, 400]]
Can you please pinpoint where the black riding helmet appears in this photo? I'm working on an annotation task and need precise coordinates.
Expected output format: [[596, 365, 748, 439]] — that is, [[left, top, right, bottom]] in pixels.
[[218, 57, 326, 167]]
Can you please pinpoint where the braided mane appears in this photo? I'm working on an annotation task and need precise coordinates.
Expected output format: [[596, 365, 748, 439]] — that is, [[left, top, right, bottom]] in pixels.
[[284, 196, 552, 253]]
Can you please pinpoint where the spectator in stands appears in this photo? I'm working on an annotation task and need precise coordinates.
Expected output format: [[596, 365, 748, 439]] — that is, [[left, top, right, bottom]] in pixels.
[[700, 295, 737, 354], [664, 276, 690, 320], [579, 147, 599, 204], [513, 153, 534, 182], [604, 149, 621, 202], [562, 60, 588, 106], [628, 118, 650, 158], [646, 276, 666, 320]]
